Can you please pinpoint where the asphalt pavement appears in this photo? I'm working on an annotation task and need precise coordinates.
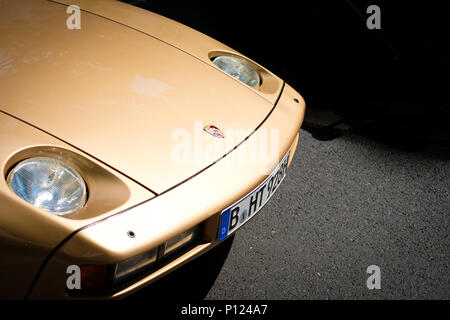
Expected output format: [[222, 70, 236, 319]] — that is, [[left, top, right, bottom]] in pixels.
[[205, 127, 449, 299]]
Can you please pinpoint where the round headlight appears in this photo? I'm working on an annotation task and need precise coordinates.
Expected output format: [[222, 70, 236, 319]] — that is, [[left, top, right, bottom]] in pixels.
[[213, 55, 260, 88], [6, 157, 87, 215]]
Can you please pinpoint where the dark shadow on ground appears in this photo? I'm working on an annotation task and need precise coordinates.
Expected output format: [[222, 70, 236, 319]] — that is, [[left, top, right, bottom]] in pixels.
[[302, 102, 450, 156], [126, 235, 235, 300]]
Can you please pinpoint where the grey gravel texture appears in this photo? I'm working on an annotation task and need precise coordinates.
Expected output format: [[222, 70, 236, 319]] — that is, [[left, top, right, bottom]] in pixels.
[[205, 128, 449, 299]]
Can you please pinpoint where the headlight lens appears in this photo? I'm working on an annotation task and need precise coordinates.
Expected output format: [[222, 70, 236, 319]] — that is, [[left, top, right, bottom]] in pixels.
[[6, 157, 87, 215], [213, 55, 260, 88]]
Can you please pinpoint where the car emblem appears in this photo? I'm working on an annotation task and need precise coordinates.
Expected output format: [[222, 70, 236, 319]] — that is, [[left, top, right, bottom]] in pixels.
[[203, 125, 225, 138]]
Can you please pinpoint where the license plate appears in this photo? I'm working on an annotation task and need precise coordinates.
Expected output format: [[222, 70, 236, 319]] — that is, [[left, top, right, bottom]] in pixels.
[[218, 150, 290, 241]]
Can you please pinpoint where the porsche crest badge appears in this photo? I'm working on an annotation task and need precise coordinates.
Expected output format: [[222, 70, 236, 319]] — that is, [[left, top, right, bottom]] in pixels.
[[203, 125, 225, 138]]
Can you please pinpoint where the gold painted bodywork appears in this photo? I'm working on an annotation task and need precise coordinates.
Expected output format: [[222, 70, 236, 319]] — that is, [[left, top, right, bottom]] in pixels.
[[0, 0, 306, 299]]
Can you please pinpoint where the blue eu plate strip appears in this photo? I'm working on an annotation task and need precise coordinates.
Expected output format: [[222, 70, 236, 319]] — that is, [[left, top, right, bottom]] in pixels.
[[218, 209, 230, 241]]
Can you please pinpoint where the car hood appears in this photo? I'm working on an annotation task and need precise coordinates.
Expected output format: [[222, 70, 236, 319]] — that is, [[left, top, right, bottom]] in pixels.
[[0, 0, 276, 193]]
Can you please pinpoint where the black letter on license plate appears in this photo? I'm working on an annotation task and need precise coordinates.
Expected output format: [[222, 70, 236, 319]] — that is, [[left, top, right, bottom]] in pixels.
[[229, 207, 240, 230]]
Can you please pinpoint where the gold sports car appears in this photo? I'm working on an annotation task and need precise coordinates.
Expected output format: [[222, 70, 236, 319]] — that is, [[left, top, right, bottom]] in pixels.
[[0, 0, 305, 299]]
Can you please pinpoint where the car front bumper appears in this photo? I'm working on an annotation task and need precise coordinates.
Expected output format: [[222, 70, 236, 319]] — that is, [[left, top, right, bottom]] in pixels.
[[28, 83, 306, 299]]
